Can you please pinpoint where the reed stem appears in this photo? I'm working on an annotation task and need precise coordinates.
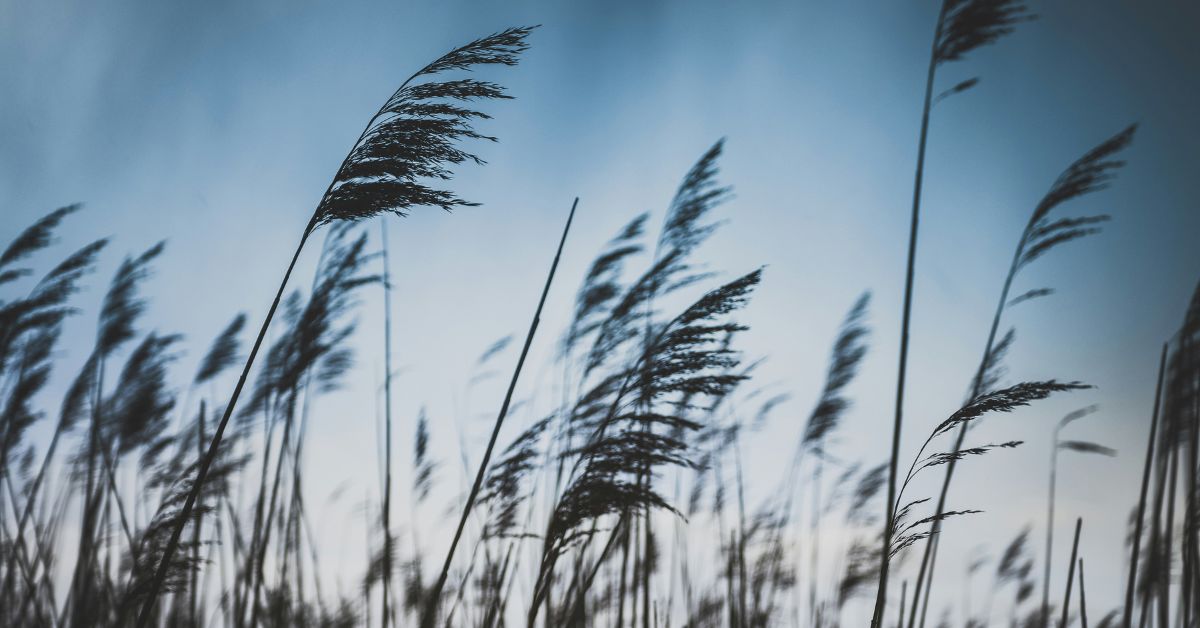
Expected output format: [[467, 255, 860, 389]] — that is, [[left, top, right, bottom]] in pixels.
[[422, 198, 577, 628]]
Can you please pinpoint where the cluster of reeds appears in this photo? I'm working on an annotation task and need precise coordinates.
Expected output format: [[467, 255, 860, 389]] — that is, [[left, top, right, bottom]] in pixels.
[[0, 4, 1191, 628]]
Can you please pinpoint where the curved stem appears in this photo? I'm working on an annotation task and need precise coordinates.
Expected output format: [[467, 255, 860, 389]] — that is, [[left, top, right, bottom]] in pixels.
[[870, 4, 945, 623], [134, 223, 312, 628]]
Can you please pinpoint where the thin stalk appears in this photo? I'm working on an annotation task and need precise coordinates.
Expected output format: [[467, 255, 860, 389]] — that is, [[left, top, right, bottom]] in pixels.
[[733, 429, 749, 628], [482, 542, 515, 628], [1184, 354, 1197, 628], [871, 4, 947, 624], [422, 198, 577, 628], [1059, 518, 1081, 628], [493, 539, 523, 628], [630, 512, 641, 628], [1142, 406, 1171, 628], [380, 217, 395, 628], [1125, 345, 1168, 628], [298, 502, 328, 618], [0, 476, 49, 626], [918, 537, 935, 628], [1180, 325, 1198, 627], [237, 406, 279, 623], [1189, 375, 1200, 625], [1160, 442, 1178, 628], [1042, 425, 1061, 624], [667, 467, 682, 624], [444, 533, 485, 627], [136, 222, 314, 627], [1078, 558, 1089, 628], [96, 433, 139, 568], [810, 457, 821, 624], [190, 401, 206, 626], [137, 56, 423, 618], [248, 394, 301, 627], [363, 492, 372, 628], [911, 240, 1025, 628], [1, 415, 66, 596], [69, 354, 104, 627], [561, 517, 625, 626], [643, 504, 652, 628], [280, 398, 309, 620], [216, 500, 229, 627], [618, 508, 631, 628], [725, 529, 737, 628], [283, 415, 308, 622]]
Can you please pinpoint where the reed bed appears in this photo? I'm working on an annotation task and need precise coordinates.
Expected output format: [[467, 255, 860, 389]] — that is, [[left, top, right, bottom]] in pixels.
[[0, 4, 1191, 628]]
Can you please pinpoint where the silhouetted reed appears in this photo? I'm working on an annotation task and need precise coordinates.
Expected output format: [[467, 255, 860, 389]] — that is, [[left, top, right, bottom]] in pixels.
[[423, 199, 575, 628], [909, 122, 1137, 627], [1040, 406, 1114, 623], [0, 13, 1183, 628], [137, 25, 535, 626], [875, 1, 1034, 622]]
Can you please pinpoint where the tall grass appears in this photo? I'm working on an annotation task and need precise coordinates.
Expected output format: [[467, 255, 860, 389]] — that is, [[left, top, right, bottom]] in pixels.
[[1041, 407, 1114, 624], [1125, 352, 1163, 628], [1, 12, 1190, 628], [137, 25, 536, 626], [907, 116, 1136, 628], [873, 2, 1033, 622], [0, 160, 1176, 628]]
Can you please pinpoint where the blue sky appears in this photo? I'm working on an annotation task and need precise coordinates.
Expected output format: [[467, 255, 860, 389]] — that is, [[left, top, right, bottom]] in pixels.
[[3, 0, 1199, 621]]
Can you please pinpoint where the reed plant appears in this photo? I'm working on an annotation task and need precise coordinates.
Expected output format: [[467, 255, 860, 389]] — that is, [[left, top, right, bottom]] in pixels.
[[1, 11, 1188, 628]]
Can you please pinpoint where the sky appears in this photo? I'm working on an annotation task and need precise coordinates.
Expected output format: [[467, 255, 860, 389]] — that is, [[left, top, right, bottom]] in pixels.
[[3, 0, 1200, 622]]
